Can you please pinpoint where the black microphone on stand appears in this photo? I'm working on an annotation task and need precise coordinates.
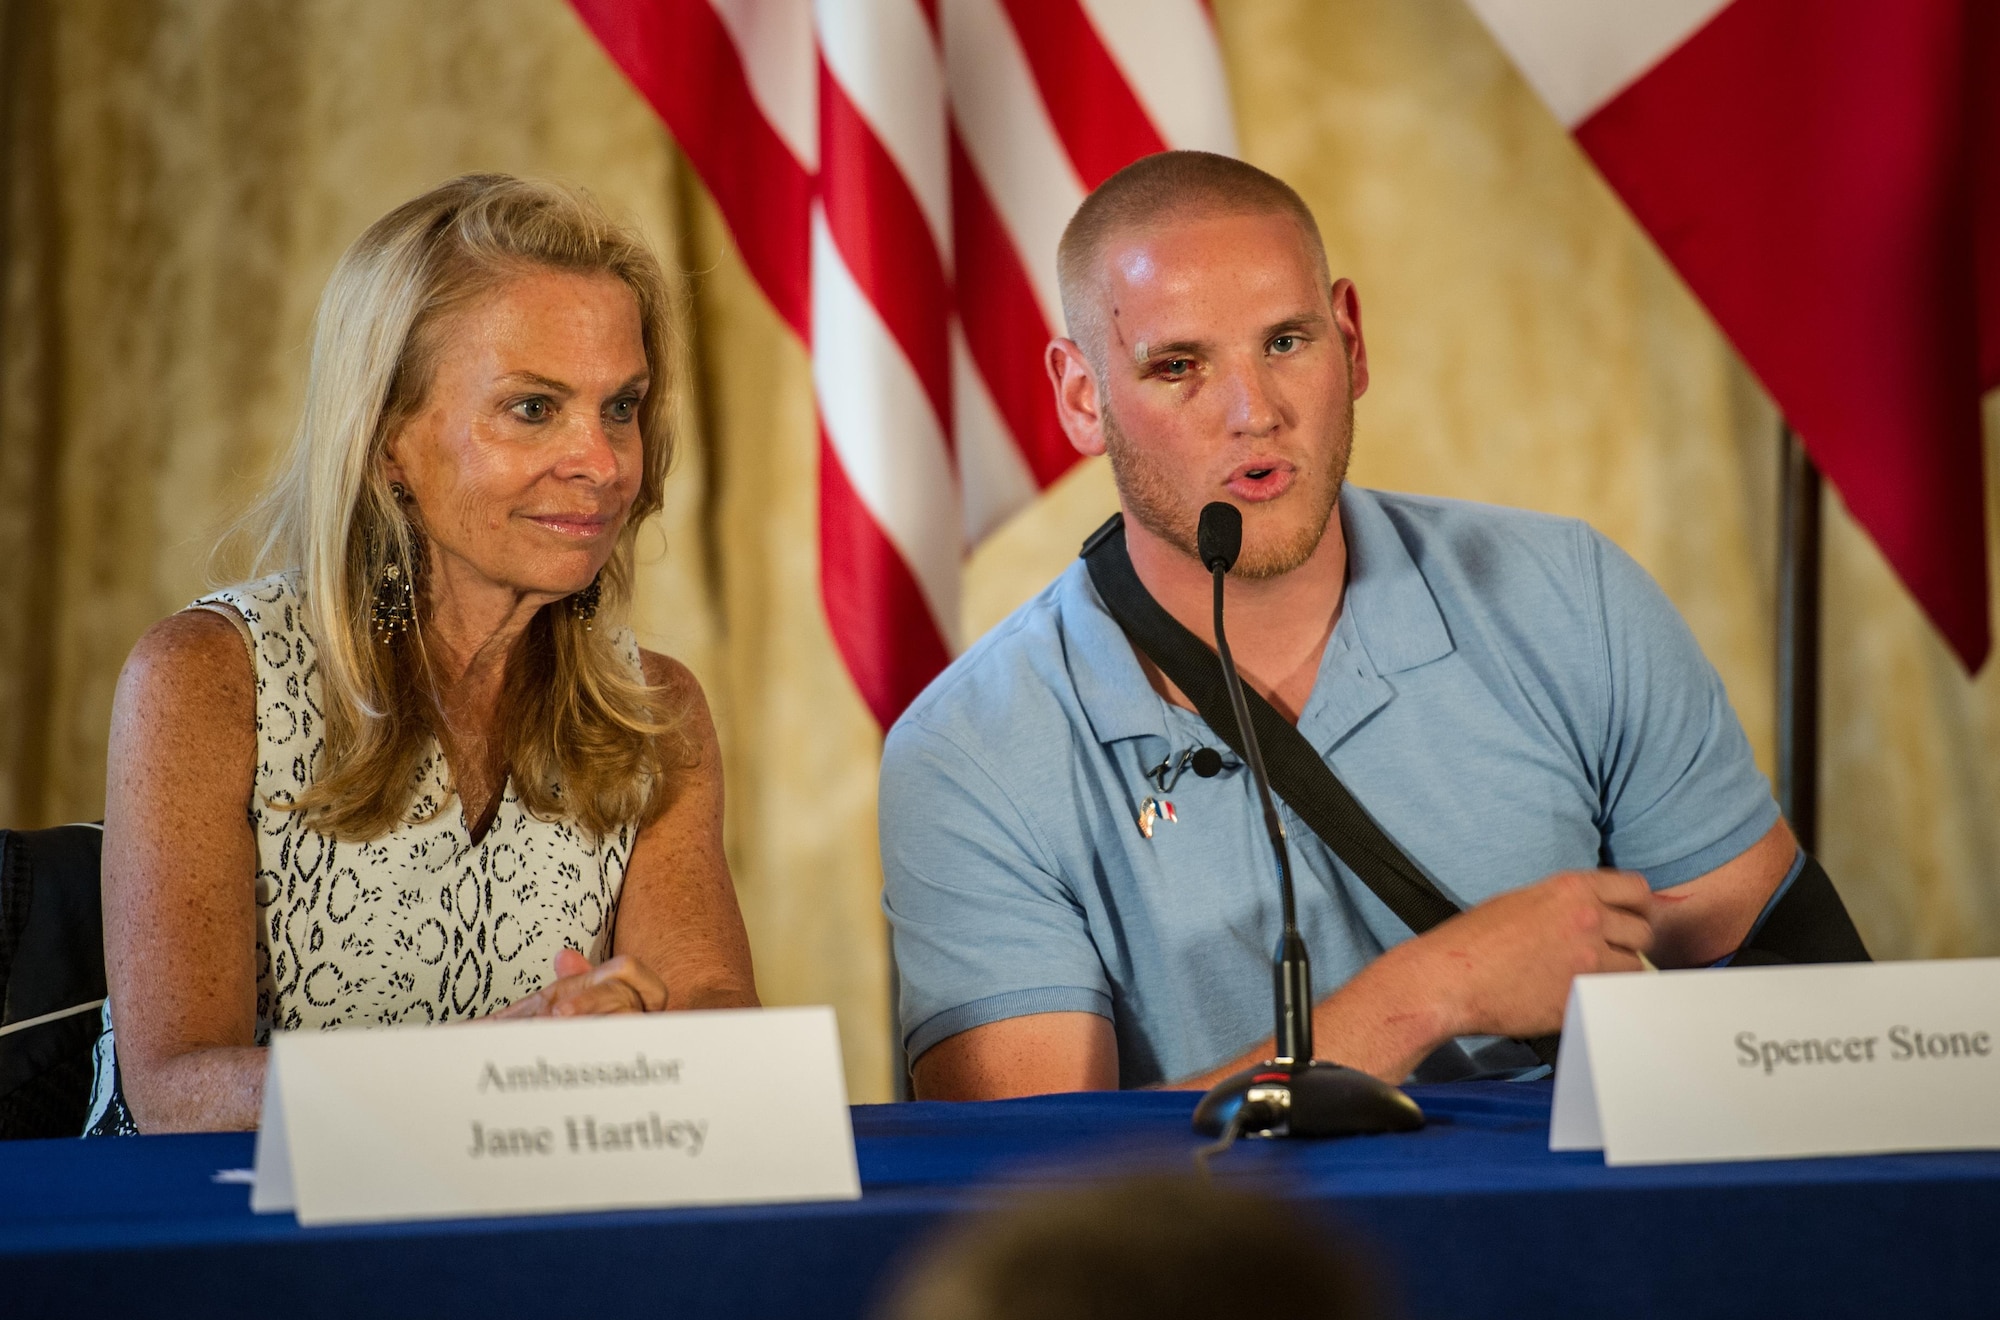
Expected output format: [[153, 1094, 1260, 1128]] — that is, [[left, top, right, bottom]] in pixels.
[[1189, 501, 1424, 1143]]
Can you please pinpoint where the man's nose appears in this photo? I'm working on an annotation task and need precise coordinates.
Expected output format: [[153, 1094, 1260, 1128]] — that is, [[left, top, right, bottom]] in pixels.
[[1223, 355, 1283, 437]]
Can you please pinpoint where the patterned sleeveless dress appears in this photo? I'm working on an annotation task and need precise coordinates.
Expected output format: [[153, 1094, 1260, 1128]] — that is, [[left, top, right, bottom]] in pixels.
[[85, 572, 641, 1134]]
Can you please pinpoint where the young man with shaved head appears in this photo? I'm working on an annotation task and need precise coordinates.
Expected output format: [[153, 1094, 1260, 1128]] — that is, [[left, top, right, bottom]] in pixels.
[[880, 151, 1800, 1100]]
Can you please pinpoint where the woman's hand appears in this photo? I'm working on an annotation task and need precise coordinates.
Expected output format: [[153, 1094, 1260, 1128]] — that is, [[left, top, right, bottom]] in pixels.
[[493, 948, 669, 1019]]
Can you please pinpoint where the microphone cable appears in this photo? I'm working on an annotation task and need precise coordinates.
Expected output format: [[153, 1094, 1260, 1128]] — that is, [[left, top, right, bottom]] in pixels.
[[1193, 1094, 1282, 1177]]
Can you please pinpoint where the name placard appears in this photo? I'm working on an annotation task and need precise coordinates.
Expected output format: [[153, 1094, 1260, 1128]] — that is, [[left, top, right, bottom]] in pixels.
[[1551, 960, 2000, 1166], [251, 1006, 860, 1225]]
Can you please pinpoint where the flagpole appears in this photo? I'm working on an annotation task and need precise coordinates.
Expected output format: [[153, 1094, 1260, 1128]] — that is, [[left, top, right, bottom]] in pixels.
[[1775, 422, 1821, 854]]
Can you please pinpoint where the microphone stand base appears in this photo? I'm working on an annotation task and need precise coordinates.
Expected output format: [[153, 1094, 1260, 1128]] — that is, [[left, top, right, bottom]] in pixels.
[[1192, 1058, 1425, 1139]]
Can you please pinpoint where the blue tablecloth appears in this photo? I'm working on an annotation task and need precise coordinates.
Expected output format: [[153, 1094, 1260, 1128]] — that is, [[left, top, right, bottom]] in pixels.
[[5, 1082, 1997, 1317]]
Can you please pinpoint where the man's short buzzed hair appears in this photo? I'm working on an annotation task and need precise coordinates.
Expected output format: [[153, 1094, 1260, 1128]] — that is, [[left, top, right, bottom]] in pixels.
[[1056, 151, 1331, 370]]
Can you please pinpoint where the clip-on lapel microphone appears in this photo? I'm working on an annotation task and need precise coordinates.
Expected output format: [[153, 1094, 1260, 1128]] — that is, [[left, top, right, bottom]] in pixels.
[[1189, 501, 1425, 1144]]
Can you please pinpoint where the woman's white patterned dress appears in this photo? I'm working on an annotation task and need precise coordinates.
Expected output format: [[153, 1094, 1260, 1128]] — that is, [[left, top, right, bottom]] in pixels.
[[86, 572, 639, 1133]]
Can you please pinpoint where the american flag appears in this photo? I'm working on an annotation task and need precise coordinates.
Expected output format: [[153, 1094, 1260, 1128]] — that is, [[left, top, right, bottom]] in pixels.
[[570, 0, 1237, 723]]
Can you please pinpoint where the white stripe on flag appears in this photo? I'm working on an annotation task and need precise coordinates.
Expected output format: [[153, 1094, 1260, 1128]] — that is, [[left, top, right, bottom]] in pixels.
[[1462, 0, 1730, 127], [816, 0, 953, 265], [811, 207, 964, 644], [708, 0, 819, 170], [943, 0, 1085, 335], [1075, 0, 1237, 154], [952, 323, 1040, 544]]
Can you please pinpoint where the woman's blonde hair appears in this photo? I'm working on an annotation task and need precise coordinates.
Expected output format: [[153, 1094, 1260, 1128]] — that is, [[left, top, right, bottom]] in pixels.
[[231, 173, 688, 840]]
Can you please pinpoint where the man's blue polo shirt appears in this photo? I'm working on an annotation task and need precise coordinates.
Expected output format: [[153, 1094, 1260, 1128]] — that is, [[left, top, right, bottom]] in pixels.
[[879, 485, 1779, 1087]]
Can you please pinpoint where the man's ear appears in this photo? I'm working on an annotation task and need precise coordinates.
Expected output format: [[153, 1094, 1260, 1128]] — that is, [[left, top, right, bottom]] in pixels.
[[1046, 337, 1108, 458], [1330, 278, 1369, 401]]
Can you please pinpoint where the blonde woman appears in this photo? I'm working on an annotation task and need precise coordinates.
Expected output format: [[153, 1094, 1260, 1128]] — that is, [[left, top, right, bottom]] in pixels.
[[92, 175, 758, 1134]]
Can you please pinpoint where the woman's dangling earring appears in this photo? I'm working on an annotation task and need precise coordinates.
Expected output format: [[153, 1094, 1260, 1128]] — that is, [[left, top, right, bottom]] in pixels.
[[373, 483, 417, 644], [571, 572, 603, 630], [372, 556, 415, 643]]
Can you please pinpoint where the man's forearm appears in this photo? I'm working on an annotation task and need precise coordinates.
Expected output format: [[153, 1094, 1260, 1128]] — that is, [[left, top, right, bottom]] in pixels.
[[1165, 940, 1455, 1089]]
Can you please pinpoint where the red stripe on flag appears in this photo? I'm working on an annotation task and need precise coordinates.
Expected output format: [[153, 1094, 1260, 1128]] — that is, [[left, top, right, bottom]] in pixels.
[[819, 62, 955, 434], [952, 132, 1081, 489], [819, 430, 954, 725], [998, 0, 1167, 187], [1577, 0, 1990, 669], [569, 0, 811, 340]]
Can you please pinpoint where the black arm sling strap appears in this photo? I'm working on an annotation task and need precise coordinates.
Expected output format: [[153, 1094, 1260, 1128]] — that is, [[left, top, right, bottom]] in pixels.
[[1081, 513, 1868, 1072]]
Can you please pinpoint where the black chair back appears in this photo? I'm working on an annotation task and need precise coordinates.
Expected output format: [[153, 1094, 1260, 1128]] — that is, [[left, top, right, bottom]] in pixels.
[[0, 823, 107, 1139]]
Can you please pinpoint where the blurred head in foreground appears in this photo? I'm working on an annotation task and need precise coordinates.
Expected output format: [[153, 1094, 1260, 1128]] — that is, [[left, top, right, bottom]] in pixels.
[[878, 1175, 1383, 1320]]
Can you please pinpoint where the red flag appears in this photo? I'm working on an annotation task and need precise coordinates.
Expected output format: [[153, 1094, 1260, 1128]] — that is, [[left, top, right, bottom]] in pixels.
[[1472, 0, 1995, 670]]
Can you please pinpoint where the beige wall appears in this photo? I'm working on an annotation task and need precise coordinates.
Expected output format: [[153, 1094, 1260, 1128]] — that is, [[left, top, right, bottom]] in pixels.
[[3, 0, 1995, 1103]]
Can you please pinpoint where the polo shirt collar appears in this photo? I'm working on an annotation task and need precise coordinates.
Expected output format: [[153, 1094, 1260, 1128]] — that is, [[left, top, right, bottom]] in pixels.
[[1064, 556, 1174, 747], [1338, 483, 1454, 676], [1063, 484, 1455, 748]]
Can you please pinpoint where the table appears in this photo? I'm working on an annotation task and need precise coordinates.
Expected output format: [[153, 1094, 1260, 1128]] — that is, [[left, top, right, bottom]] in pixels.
[[5, 1082, 1998, 1318]]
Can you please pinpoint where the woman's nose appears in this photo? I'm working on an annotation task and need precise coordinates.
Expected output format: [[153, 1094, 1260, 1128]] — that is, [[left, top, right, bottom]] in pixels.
[[555, 416, 621, 484]]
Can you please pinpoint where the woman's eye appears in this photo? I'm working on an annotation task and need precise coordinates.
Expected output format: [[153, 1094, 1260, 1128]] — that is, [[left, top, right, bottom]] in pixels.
[[512, 397, 551, 423], [607, 397, 638, 424]]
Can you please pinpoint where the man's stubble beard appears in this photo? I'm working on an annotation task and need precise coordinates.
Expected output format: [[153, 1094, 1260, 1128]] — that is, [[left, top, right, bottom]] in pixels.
[[1100, 397, 1352, 581]]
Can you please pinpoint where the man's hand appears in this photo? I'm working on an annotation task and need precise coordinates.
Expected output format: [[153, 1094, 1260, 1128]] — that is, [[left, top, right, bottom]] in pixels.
[[492, 949, 669, 1019], [1414, 869, 1664, 1041]]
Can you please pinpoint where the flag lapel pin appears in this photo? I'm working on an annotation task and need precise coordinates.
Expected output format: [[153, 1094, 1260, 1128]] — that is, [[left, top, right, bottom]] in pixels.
[[1138, 797, 1179, 839]]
